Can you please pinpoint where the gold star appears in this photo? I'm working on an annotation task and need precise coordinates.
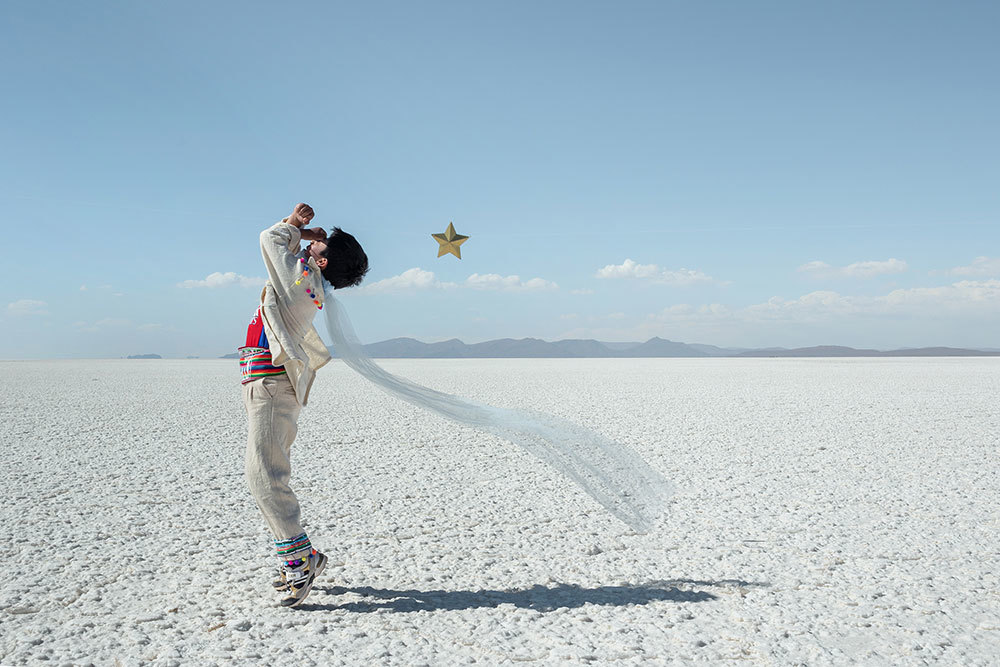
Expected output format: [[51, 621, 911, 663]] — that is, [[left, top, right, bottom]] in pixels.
[[432, 221, 469, 259]]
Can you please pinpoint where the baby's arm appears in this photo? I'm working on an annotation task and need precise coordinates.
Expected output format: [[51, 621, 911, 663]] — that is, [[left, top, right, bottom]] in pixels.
[[287, 203, 326, 243], [259, 204, 316, 300]]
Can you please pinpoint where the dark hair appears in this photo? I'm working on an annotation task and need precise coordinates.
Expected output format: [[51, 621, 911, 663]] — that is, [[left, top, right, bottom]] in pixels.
[[321, 227, 369, 289]]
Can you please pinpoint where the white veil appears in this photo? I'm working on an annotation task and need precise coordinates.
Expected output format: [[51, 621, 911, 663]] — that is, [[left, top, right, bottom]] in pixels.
[[322, 288, 675, 532]]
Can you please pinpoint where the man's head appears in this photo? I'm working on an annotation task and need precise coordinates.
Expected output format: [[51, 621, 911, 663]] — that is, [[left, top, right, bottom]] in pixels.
[[305, 227, 369, 289]]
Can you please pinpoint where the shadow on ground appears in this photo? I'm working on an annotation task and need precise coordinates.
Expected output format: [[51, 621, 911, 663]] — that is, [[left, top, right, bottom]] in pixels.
[[299, 579, 768, 613]]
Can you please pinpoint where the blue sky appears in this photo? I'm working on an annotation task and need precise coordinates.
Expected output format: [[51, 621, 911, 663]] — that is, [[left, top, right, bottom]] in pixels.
[[2, 1, 998, 358]]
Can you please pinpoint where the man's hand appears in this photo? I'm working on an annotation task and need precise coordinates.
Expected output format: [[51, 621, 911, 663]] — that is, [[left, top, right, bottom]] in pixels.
[[287, 203, 315, 228], [300, 227, 327, 242]]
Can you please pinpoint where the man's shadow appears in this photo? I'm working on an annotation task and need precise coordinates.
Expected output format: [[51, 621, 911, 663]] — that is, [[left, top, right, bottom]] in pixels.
[[298, 579, 767, 613]]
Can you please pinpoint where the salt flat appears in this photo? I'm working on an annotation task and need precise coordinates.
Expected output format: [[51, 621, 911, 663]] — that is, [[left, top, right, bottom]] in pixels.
[[1, 358, 998, 665]]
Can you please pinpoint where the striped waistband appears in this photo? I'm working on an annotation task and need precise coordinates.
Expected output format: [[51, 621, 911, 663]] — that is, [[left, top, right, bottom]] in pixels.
[[239, 346, 286, 384]]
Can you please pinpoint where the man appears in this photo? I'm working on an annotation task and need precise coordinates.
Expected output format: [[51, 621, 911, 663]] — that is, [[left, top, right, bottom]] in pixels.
[[239, 203, 368, 607]]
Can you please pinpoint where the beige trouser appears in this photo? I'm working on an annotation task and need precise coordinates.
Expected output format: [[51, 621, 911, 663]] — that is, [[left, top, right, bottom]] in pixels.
[[242, 374, 306, 542]]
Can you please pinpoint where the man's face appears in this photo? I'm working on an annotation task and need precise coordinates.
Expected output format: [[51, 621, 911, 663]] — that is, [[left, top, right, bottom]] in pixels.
[[306, 239, 328, 264]]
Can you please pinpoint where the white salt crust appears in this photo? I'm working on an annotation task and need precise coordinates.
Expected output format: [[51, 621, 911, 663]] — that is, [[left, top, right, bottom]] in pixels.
[[0, 358, 998, 665]]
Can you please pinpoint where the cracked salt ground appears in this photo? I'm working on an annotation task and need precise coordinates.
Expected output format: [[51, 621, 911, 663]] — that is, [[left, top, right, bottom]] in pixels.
[[1, 358, 998, 665]]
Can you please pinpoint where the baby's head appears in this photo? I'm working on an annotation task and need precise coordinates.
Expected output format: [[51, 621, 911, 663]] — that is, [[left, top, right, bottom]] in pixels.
[[306, 228, 370, 289]]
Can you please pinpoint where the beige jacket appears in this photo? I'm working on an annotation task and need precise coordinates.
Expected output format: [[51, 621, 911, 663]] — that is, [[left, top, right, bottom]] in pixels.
[[257, 219, 331, 406]]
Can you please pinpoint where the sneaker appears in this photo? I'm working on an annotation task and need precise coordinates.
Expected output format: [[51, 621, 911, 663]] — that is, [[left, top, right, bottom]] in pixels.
[[278, 549, 327, 608]]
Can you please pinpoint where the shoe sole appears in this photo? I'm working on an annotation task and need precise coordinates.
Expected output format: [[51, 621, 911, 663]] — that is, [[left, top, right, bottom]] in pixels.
[[280, 553, 327, 608]]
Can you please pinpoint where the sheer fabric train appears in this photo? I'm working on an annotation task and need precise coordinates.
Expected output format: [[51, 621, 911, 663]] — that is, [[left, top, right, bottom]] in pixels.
[[322, 289, 675, 532]]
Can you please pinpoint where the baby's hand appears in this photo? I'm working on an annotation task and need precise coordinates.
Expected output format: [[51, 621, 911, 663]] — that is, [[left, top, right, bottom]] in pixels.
[[288, 203, 315, 227]]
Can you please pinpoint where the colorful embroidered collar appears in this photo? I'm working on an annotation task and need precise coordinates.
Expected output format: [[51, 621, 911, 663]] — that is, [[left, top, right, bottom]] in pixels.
[[293, 257, 324, 310]]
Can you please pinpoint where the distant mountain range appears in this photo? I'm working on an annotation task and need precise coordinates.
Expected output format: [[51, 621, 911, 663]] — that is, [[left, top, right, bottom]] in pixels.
[[303, 337, 997, 358], [217, 337, 999, 359], [355, 336, 713, 358]]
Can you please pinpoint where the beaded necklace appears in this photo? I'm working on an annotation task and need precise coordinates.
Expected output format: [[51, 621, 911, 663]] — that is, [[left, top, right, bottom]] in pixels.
[[293, 258, 324, 310]]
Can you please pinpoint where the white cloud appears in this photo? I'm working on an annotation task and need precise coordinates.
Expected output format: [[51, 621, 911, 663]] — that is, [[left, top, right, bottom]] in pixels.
[[656, 303, 733, 320], [137, 323, 164, 332], [7, 299, 48, 316], [798, 258, 908, 278], [96, 318, 132, 328], [797, 260, 832, 273], [879, 279, 1000, 309], [465, 273, 558, 291], [558, 280, 1000, 348], [596, 259, 660, 280], [363, 268, 456, 292], [364, 268, 557, 293], [177, 272, 266, 288], [947, 256, 1000, 277], [742, 290, 857, 322], [595, 259, 717, 286], [843, 259, 908, 278], [79, 285, 87, 291], [655, 280, 1000, 325], [73, 318, 134, 333]]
